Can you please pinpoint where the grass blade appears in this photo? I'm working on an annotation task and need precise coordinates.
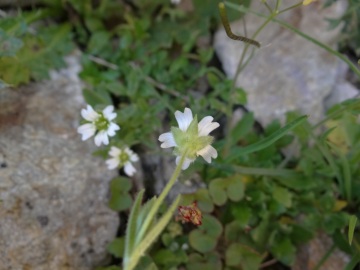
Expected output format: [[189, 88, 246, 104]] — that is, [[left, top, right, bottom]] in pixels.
[[348, 215, 358, 245], [127, 195, 181, 270], [123, 189, 145, 269], [226, 115, 307, 162]]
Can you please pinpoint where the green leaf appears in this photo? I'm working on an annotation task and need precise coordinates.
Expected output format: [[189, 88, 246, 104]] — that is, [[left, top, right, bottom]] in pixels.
[[230, 112, 254, 145], [187, 252, 222, 270], [0, 24, 73, 86], [83, 88, 112, 107], [0, 29, 23, 57], [289, 225, 313, 246], [273, 186, 292, 208], [136, 197, 157, 238], [181, 189, 214, 213], [127, 196, 181, 270], [189, 230, 218, 253], [107, 238, 125, 258], [233, 87, 247, 105], [134, 256, 159, 270], [108, 177, 133, 211], [251, 218, 271, 247], [271, 237, 296, 265], [209, 178, 227, 206], [227, 176, 245, 202], [225, 243, 262, 270], [275, 175, 316, 191], [189, 215, 223, 253], [348, 215, 357, 245], [153, 249, 188, 268], [209, 175, 244, 206], [230, 203, 252, 226], [88, 31, 111, 55], [124, 189, 145, 265], [226, 115, 308, 162]]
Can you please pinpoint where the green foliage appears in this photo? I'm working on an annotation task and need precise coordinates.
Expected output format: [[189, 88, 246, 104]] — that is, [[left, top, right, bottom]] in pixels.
[[189, 214, 223, 253], [209, 175, 244, 206], [0, 13, 73, 86], [225, 243, 262, 269], [107, 238, 125, 258], [325, 0, 360, 55], [4, 1, 360, 269], [109, 177, 133, 211], [348, 215, 357, 245]]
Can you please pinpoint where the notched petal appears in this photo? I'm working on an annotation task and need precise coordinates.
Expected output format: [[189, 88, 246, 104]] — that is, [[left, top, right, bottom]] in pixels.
[[197, 145, 217, 163], [124, 162, 136, 176], [106, 158, 120, 170], [175, 108, 193, 131]]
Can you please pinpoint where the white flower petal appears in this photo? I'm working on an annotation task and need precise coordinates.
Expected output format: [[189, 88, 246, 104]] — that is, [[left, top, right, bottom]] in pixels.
[[124, 162, 136, 176], [106, 158, 120, 170], [103, 105, 117, 121], [109, 146, 121, 157], [158, 132, 177, 148], [125, 148, 139, 162], [107, 122, 120, 137], [198, 116, 220, 136], [81, 105, 99, 121], [130, 153, 139, 162], [197, 145, 218, 163], [94, 131, 109, 146], [77, 123, 96, 140], [176, 156, 194, 170], [175, 108, 193, 131]]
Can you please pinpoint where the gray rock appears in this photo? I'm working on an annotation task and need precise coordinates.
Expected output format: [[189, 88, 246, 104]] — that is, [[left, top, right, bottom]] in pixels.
[[294, 232, 350, 270], [325, 81, 359, 110], [0, 54, 119, 270], [214, 0, 350, 126]]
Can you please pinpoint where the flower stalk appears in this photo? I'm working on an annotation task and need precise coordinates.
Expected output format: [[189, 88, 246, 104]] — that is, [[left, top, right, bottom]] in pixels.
[[135, 152, 187, 244]]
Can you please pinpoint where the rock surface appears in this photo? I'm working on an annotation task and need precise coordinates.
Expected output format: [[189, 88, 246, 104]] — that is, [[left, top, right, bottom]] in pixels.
[[0, 54, 119, 270], [214, 0, 358, 126], [294, 232, 350, 270]]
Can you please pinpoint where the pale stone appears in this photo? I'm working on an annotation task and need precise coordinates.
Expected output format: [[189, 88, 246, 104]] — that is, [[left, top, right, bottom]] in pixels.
[[214, 0, 350, 126], [0, 53, 119, 270]]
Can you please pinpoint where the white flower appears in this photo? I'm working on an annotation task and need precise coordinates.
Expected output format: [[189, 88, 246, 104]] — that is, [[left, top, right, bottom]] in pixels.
[[77, 105, 120, 147], [171, 0, 181, 5], [158, 108, 219, 170], [106, 146, 139, 176]]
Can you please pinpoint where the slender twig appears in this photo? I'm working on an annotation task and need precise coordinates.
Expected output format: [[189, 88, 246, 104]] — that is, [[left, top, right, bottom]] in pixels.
[[261, 1, 273, 14], [129, 62, 189, 102], [260, 258, 277, 268], [278, 2, 302, 14], [223, 4, 275, 155], [88, 55, 118, 70]]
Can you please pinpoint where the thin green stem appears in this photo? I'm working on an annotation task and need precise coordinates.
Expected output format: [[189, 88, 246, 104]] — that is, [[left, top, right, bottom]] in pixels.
[[211, 162, 300, 177], [312, 244, 336, 270], [223, 4, 276, 155], [313, 98, 360, 129], [261, 1, 273, 14], [278, 2, 302, 14], [136, 153, 186, 244], [226, 2, 360, 79], [305, 127, 344, 196], [275, 0, 282, 12]]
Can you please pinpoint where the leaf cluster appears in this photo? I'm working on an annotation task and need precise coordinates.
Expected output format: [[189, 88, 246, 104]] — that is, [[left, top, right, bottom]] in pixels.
[[104, 99, 360, 270], [0, 11, 74, 87], [325, 0, 360, 56]]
